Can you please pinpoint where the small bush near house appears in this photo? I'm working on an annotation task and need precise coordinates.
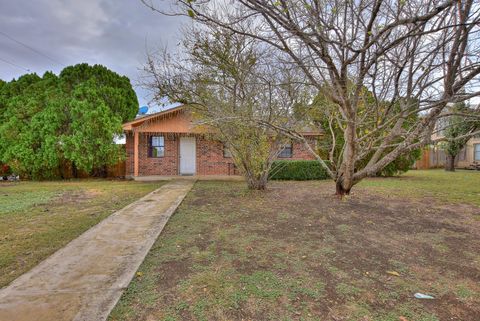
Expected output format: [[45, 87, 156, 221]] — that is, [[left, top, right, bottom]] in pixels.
[[269, 160, 329, 180], [379, 148, 421, 177]]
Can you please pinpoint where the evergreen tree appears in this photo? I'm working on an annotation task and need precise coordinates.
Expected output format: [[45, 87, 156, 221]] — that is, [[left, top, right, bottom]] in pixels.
[[0, 64, 137, 179]]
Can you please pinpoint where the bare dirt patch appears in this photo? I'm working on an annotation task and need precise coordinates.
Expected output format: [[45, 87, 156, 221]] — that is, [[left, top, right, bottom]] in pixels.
[[110, 179, 480, 321]]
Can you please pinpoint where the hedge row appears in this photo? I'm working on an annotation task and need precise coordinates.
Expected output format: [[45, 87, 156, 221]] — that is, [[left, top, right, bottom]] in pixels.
[[269, 160, 330, 181]]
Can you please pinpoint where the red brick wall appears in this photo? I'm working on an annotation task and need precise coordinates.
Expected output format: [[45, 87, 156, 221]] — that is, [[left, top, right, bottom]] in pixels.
[[290, 138, 317, 160], [125, 133, 179, 176], [140, 134, 179, 176], [196, 137, 237, 175], [125, 133, 318, 177]]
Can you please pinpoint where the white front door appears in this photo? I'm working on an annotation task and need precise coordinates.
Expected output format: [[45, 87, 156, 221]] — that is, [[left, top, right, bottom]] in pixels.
[[179, 137, 196, 175]]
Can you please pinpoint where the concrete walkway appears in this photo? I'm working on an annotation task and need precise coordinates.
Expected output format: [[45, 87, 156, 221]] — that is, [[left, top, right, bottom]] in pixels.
[[133, 174, 244, 182], [0, 180, 194, 321]]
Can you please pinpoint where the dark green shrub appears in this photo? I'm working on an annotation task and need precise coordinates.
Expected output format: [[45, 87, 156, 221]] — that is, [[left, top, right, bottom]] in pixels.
[[269, 160, 330, 180], [378, 148, 421, 177]]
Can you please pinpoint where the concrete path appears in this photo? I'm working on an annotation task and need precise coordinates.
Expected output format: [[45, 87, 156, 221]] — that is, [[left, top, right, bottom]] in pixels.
[[0, 180, 194, 321], [133, 174, 244, 182]]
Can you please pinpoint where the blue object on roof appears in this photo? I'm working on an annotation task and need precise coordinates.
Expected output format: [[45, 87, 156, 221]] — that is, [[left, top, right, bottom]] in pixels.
[[138, 105, 149, 115], [145, 102, 182, 115]]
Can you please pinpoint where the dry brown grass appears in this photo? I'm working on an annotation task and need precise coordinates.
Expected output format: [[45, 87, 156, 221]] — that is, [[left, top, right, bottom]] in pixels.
[[110, 171, 480, 321], [0, 179, 163, 287]]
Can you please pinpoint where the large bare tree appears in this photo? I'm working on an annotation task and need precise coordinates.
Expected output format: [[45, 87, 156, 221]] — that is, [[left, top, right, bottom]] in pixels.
[[143, 0, 480, 194], [142, 25, 311, 189]]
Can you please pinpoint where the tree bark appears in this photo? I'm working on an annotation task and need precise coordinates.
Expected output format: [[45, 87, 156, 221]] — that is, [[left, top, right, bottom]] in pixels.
[[102, 165, 108, 178], [336, 120, 357, 196], [335, 179, 352, 196], [334, 171, 355, 196], [72, 162, 78, 179], [246, 176, 267, 190], [244, 169, 269, 190], [445, 154, 456, 172]]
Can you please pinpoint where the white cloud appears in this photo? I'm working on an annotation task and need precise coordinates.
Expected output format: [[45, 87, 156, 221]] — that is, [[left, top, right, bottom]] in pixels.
[[47, 0, 110, 41]]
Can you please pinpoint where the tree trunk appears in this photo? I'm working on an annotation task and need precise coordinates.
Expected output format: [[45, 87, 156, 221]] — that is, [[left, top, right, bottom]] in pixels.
[[102, 165, 108, 178], [335, 120, 356, 196], [246, 177, 267, 190], [335, 177, 353, 196], [72, 162, 78, 179], [246, 172, 268, 190], [445, 154, 456, 172]]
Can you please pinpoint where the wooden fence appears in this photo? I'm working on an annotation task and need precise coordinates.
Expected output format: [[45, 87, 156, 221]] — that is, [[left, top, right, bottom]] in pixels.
[[59, 161, 126, 179], [414, 145, 449, 170], [107, 161, 126, 178]]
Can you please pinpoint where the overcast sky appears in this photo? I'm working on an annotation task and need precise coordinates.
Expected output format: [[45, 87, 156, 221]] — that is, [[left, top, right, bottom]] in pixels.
[[0, 0, 185, 108]]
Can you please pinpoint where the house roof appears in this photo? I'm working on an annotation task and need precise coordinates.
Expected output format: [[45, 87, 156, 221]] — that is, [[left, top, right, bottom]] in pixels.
[[122, 105, 186, 131], [122, 104, 323, 136]]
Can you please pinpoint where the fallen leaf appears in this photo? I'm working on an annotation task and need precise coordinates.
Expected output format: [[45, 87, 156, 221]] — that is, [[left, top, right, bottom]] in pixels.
[[399, 317, 409, 321], [386, 270, 401, 277]]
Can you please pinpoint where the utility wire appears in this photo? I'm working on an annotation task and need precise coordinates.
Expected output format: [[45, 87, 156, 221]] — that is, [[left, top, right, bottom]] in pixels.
[[0, 30, 65, 67], [0, 56, 31, 72]]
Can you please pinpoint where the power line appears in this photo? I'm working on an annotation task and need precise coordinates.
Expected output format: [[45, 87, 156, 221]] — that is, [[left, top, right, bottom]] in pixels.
[[0, 56, 31, 72], [0, 30, 65, 67]]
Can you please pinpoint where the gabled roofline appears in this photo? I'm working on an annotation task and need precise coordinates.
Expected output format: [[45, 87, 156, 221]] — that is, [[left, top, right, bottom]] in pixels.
[[122, 104, 186, 131], [122, 103, 323, 136]]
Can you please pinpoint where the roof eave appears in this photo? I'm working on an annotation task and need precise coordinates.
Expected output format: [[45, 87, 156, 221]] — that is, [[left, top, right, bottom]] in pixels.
[[122, 104, 186, 131]]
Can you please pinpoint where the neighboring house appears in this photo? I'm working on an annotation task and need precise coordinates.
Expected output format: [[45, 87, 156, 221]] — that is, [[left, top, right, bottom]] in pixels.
[[122, 105, 320, 178], [415, 135, 480, 169], [415, 107, 480, 170], [456, 136, 480, 168]]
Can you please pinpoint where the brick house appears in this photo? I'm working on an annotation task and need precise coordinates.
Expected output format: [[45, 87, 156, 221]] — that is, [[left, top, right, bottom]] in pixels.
[[123, 105, 320, 178]]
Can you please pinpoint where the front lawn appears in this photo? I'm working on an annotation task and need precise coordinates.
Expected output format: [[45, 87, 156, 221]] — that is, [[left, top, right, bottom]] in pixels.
[[110, 170, 480, 321], [0, 179, 163, 287], [359, 169, 480, 206]]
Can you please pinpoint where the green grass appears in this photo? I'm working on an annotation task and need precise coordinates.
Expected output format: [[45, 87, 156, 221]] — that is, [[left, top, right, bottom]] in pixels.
[[0, 179, 163, 287], [359, 169, 480, 206], [109, 170, 480, 321]]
